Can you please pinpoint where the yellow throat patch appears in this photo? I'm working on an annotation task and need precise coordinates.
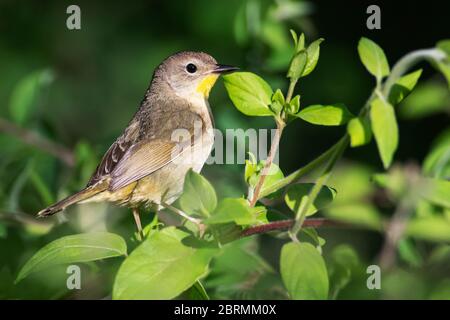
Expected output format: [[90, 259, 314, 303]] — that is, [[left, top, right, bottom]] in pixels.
[[196, 74, 219, 98]]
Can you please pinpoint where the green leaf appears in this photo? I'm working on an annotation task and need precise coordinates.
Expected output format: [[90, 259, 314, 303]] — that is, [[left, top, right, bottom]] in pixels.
[[400, 82, 450, 119], [16, 232, 127, 283], [206, 198, 257, 226], [285, 183, 336, 217], [290, 29, 298, 48], [272, 88, 285, 105], [290, 30, 305, 53], [435, 39, 450, 88], [357, 37, 390, 81], [287, 50, 307, 80], [302, 38, 324, 76], [249, 161, 284, 196], [434, 61, 450, 89], [328, 245, 360, 299], [302, 228, 326, 249], [178, 170, 217, 218], [186, 281, 210, 300], [270, 89, 285, 114], [206, 237, 278, 299], [428, 279, 450, 300], [297, 103, 353, 126], [297, 33, 305, 51], [0, 223, 7, 239], [423, 139, 450, 179], [370, 98, 398, 168], [113, 227, 217, 300], [9, 69, 54, 125], [406, 217, 450, 242], [347, 117, 372, 147], [244, 152, 258, 184], [223, 72, 274, 116], [389, 69, 422, 105], [373, 168, 407, 199], [437, 39, 450, 56], [421, 178, 450, 208], [397, 239, 423, 268], [288, 95, 301, 114], [324, 203, 383, 231], [280, 242, 329, 300]]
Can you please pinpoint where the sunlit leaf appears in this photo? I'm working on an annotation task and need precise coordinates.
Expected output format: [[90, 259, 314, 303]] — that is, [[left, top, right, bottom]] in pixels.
[[347, 117, 372, 147], [113, 227, 217, 300], [297, 103, 353, 126], [249, 161, 284, 197], [16, 232, 127, 283], [421, 178, 450, 208], [400, 82, 450, 119], [287, 50, 307, 80], [223, 72, 274, 116], [324, 203, 383, 231], [280, 242, 328, 300], [423, 132, 450, 179], [389, 69, 422, 105], [178, 170, 217, 218], [357, 37, 390, 80], [406, 217, 450, 242], [206, 198, 257, 226], [370, 98, 398, 168], [397, 239, 423, 268], [437, 39, 450, 56], [302, 38, 324, 76]]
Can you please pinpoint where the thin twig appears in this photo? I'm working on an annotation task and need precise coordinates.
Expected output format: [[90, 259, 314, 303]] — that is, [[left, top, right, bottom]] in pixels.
[[0, 117, 75, 167], [161, 202, 203, 225], [240, 218, 348, 238], [378, 200, 413, 270], [290, 135, 349, 238], [249, 120, 285, 207], [378, 164, 421, 270], [285, 79, 298, 103]]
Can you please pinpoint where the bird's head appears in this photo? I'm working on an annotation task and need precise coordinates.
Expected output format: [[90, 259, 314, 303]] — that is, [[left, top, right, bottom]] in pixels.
[[155, 51, 238, 100]]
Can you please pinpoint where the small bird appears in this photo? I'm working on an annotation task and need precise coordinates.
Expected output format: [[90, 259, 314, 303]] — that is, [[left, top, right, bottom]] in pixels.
[[37, 51, 238, 235]]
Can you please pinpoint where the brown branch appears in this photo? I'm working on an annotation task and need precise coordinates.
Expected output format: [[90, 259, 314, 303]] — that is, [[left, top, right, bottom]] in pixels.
[[240, 218, 349, 238], [249, 120, 285, 207], [0, 117, 75, 167]]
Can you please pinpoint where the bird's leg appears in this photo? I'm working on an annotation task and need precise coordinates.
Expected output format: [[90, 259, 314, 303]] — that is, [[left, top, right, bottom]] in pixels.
[[160, 202, 202, 225], [160, 202, 206, 237], [132, 207, 144, 241]]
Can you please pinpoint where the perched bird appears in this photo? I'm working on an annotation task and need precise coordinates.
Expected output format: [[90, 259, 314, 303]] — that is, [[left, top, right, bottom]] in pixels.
[[37, 51, 238, 235]]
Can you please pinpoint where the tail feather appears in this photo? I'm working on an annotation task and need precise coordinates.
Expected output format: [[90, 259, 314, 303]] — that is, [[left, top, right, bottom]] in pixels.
[[37, 187, 102, 217]]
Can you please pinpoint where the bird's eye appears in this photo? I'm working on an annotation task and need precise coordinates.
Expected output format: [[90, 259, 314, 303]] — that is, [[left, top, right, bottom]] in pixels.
[[186, 63, 197, 73]]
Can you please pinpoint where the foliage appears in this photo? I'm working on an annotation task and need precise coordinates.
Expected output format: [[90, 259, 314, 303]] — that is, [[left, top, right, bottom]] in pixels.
[[1, 2, 450, 300]]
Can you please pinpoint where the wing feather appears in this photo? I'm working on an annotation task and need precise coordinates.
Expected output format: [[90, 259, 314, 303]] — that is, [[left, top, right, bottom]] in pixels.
[[108, 139, 188, 191]]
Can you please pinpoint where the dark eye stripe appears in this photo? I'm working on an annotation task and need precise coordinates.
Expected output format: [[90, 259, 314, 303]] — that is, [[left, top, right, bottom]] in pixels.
[[186, 63, 197, 73]]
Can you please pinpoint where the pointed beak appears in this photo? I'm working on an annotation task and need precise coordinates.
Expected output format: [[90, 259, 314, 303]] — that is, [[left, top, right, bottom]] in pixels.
[[212, 64, 239, 74]]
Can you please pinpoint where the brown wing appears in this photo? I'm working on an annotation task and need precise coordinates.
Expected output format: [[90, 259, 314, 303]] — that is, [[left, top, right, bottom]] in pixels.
[[87, 98, 208, 191], [87, 121, 140, 187], [108, 139, 191, 191]]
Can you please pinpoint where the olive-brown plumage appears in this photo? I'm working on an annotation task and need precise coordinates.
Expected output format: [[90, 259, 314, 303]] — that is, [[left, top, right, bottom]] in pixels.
[[37, 52, 237, 222]]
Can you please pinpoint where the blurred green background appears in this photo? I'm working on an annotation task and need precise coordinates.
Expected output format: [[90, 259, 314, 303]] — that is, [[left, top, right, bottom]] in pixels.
[[0, 0, 449, 299]]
